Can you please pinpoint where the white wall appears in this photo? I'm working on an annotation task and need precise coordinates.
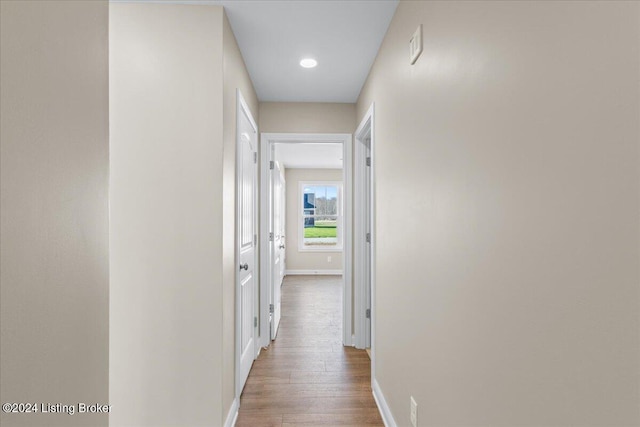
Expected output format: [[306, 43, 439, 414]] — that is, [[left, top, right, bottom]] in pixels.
[[109, 4, 225, 425], [260, 102, 355, 134], [0, 2, 110, 426], [358, 1, 640, 426], [285, 169, 344, 272]]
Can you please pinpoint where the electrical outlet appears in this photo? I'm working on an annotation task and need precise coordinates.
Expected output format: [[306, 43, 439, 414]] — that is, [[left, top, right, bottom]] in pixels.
[[327, 256, 332, 263], [410, 396, 418, 427]]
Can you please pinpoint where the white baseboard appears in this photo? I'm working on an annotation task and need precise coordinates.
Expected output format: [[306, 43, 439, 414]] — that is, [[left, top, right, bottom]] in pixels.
[[224, 397, 239, 427], [285, 269, 343, 275], [372, 378, 397, 427]]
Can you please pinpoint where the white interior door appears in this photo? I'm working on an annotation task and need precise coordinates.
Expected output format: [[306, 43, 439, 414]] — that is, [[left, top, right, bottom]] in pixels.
[[271, 161, 285, 339], [237, 95, 258, 393]]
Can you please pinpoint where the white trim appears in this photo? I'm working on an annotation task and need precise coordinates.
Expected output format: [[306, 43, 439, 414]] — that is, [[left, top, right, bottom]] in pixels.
[[343, 133, 353, 347], [369, 103, 377, 379], [235, 90, 259, 402], [354, 137, 364, 339], [285, 269, 343, 275], [297, 248, 343, 253], [260, 133, 353, 348], [259, 131, 272, 349], [354, 103, 379, 382], [223, 397, 239, 427], [372, 378, 397, 427], [262, 133, 351, 143], [298, 180, 343, 252], [354, 103, 375, 351], [354, 110, 370, 350]]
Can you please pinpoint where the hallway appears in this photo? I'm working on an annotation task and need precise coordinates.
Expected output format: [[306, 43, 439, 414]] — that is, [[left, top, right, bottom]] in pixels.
[[236, 276, 383, 427]]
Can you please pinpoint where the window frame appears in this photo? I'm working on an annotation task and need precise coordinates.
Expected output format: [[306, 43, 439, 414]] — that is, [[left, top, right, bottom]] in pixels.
[[298, 180, 343, 252]]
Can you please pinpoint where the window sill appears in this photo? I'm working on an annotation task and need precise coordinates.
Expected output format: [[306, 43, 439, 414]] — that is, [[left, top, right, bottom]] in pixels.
[[298, 247, 343, 253]]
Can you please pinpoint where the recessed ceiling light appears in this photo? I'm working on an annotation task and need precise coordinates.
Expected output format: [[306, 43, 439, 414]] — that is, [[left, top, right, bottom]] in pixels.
[[300, 58, 317, 68]]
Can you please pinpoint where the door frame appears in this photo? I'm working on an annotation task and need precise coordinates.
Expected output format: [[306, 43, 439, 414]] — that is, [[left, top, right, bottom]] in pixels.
[[235, 90, 259, 402], [270, 160, 286, 340], [353, 103, 376, 360], [260, 133, 353, 348]]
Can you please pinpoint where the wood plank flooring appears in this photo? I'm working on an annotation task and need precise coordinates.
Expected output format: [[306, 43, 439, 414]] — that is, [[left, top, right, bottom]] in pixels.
[[236, 275, 383, 427]]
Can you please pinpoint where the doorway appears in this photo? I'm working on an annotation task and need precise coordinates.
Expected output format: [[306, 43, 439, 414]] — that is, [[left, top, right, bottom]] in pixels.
[[259, 133, 353, 349]]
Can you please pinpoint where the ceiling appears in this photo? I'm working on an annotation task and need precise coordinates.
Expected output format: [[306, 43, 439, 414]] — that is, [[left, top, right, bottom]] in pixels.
[[274, 143, 342, 169], [218, 0, 398, 103], [111, 0, 398, 102]]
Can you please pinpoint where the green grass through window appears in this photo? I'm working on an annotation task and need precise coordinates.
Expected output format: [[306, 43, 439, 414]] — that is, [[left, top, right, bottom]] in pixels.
[[304, 220, 337, 238]]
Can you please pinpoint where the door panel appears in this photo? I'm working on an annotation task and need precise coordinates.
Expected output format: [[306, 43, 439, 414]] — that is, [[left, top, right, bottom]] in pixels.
[[238, 104, 257, 393]]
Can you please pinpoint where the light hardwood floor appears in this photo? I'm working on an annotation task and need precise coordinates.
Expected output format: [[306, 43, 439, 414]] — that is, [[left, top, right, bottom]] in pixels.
[[236, 275, 383, 427]]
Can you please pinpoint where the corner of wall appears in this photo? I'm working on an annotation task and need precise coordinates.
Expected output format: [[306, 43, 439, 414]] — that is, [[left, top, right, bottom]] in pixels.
[[221, 7, 260, 424]]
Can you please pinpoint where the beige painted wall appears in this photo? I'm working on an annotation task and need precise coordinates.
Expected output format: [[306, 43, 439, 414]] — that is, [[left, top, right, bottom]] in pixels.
[[260, 102, 355, 134], [222, 10, 259, 422], [357, 1, 640, 426], [0, 2, 110, 426], [109, 4, 225, 426], [285, 169, 344, 272]]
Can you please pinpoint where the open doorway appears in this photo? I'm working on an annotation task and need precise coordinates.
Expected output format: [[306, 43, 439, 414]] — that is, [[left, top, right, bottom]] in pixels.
[[237, 131, 382, 427], [259, 133, 353, 349]]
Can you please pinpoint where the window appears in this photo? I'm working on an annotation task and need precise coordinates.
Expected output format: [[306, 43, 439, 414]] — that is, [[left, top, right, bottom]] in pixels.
[[299, 181, 342, 251]]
